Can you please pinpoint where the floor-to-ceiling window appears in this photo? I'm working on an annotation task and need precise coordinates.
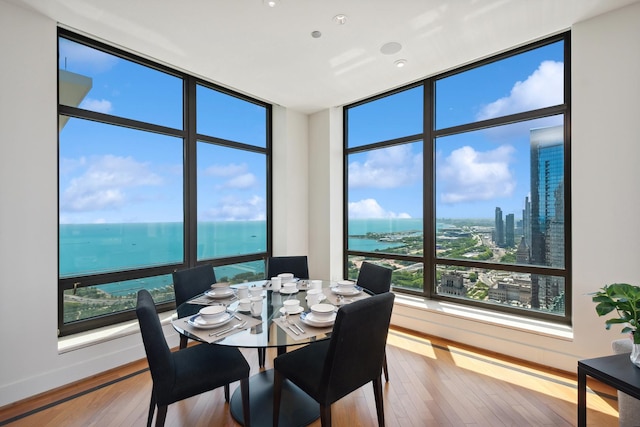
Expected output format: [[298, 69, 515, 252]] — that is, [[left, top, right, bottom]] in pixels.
[[345, 33, 570, 323], [58, 29, 271, 336]]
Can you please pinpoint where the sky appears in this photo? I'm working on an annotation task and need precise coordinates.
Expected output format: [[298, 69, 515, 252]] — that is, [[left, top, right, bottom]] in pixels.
[[347, 40, 564, 221], [58, 37, 564, 225], [58, 37, 267, 224]]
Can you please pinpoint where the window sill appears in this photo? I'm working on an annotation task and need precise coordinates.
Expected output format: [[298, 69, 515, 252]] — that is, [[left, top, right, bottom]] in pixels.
[[393, 293, 573, 341], [57, 312, 175, 354], [58, 294, 573, 353]]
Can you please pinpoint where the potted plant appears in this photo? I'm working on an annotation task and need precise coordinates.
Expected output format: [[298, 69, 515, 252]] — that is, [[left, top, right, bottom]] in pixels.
[[591, 283, 640, 367]]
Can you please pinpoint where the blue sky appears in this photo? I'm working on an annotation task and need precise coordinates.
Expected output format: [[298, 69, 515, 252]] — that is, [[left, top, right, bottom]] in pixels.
[[347, 40, 564, 221], [59, 37, 564, 225], [59, 37, 266, 224]]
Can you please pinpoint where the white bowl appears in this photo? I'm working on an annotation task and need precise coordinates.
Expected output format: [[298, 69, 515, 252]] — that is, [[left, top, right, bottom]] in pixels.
[[278, 273, 295, 282], [199, 305, 227, 320], [283, 299, 301, 313], [337, 280, 355, 287], [249, 287, 263, 297], [310, 303, 335, 319], [282, 283, 297, 292], [211, 282, 231, 289]]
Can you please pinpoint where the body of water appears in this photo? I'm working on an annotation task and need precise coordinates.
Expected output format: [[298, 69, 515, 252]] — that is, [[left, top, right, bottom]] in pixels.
[[60, 219, 425, 295]]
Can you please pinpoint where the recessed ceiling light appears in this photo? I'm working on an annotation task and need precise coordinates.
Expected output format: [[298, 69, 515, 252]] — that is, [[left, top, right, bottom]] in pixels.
[[311, 30, 322, 38], [380, 42, 402, 55], [263, 0, 280, 7], [394, 59, 408, 68], [333, 14, 347, 25]]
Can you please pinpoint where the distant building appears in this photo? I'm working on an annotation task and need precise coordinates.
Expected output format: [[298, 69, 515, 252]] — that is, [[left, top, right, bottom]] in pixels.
[[487, 277, 531, 305], [438, 272, 466, 296], [516, 236, 530, 264], [505, 213, 515, 247], [530, 125, 565, 309], [494, 207, 504, 247], [523, 196, 531, 251]]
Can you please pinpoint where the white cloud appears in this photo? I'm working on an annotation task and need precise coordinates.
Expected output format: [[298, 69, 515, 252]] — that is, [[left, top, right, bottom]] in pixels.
[[80, 98, 113, 114], [203, 195, 265, 221], [205, 163, 248, 177], [477, 60, 563, 121], [204, 162, 258, 190], [219, 173, 257, 190], [61, 155, 162, 212], [349, 145, 422, 189], [348, 198, 411, 219], [438, 145, 516, 203]]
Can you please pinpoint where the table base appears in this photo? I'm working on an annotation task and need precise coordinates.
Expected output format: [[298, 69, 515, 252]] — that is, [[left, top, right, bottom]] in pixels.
[[230, 369, 319, 427]]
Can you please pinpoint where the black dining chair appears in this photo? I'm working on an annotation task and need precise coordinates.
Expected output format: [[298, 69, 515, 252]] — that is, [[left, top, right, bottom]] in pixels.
[[172, 264, 217, 350], [135, 289, 251, 427], [356, 261, 393, 381], [357, 261, 393, 295], [265, 255, 309, 279], [273, 292, 395, 427]]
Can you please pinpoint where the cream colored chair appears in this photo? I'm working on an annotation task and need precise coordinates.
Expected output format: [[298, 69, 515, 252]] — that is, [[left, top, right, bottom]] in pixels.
[[612, 339, 640, 427]]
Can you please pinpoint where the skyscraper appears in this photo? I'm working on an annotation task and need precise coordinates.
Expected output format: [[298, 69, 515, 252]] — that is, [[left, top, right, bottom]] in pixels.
[[494, 207, 504, 247], [505, 213, 515, 247], [530, 125, 565, 309]]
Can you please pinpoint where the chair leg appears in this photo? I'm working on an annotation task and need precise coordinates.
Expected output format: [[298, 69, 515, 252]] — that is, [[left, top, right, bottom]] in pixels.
[[273, 370, 283, 426], [155, 405, 168, 427], [240, 377, 251, 427], [382, 350, 389, 382], [179, 334, 188, 350], [372, 377, 385, 427], [147, 392, 156, 427], [320, 404, 332, 427], [257, 348, 265, 368], [224, 383, 230, 402]]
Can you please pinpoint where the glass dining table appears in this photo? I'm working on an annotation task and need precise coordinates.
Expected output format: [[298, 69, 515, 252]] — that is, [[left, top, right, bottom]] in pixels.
[[172, 279, 368, 427]]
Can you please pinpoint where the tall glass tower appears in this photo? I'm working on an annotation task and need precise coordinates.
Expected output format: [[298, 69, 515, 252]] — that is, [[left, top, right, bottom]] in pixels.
[[494, 207, 504, 247], [530, 125, 565, 309]]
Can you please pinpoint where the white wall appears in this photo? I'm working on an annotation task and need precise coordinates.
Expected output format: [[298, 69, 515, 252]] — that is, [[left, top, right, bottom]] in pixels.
[[271, 105, 309, 257], [1, 0, 640, 407], [308, 108, 344, 281]]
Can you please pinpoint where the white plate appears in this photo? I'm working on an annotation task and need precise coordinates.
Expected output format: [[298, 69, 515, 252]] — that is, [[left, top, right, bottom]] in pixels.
[[205, 289, 236, 299], [300, 311, 336, 327], [187, 312, 233, 329], [279, 306, 304, 315], [331, 285, 363, 296], [279, 287, 298, 294]]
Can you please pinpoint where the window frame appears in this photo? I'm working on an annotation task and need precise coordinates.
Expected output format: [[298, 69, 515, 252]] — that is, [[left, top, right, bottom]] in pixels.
[[343, 32, 571, 325], [57, 29, 272, 336]]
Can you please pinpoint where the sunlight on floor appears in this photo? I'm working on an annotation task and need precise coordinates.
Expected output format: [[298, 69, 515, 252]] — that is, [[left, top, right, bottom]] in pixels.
[[387, 328, 619, 418]]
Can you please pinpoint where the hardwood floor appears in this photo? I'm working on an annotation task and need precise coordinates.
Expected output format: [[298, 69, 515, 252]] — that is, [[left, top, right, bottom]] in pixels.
[[0, 327, 620, 426]]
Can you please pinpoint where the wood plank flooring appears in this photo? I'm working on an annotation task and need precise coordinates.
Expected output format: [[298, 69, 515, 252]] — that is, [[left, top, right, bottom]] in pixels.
[[0, 327, 620, 426]]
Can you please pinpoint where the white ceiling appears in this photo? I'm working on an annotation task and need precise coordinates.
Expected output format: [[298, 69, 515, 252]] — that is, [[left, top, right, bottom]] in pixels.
[[9, 0, 639, 114]]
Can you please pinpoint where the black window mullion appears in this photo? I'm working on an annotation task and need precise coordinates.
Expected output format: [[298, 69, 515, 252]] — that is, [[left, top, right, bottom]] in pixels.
[[184, 77, 197, 268], [424, 80, 435, 299]]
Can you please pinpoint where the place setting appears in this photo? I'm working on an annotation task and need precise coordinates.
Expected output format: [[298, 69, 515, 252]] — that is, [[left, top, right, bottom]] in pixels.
[[205, 282, 237, 299], [274, 298, 335, 341], [187, 282, 238, 305], [172, 304, 261, 344], [325, 280, 368, 306]]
